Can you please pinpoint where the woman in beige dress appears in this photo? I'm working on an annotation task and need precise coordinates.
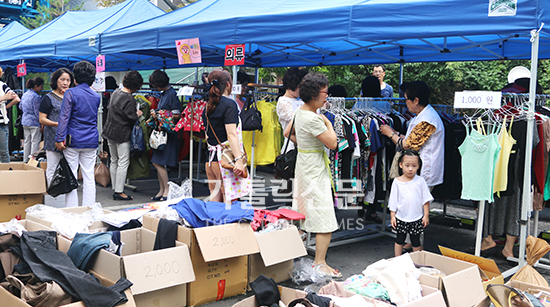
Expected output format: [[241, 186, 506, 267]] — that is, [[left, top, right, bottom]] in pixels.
[[284, 72, 340, 278]]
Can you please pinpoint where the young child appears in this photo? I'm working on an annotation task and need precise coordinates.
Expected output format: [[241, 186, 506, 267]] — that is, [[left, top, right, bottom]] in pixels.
[[389, 150, 433, 257]]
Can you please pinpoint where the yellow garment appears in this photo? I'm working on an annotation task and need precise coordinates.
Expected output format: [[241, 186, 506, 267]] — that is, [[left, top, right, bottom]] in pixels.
[[493, 116, 516, 193], [242, 100, 282, 166]]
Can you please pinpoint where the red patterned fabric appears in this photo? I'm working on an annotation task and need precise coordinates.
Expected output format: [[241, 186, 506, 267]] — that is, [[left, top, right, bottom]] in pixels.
[[175, 100, 207, 132]]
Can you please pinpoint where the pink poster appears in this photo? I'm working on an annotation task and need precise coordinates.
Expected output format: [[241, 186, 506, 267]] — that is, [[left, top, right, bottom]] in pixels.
[[96, 55, 105, 72], [175, 38, 202, 65]]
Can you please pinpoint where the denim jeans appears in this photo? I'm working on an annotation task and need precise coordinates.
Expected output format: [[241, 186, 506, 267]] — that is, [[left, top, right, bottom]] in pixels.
[[0, 124, 10, 163]]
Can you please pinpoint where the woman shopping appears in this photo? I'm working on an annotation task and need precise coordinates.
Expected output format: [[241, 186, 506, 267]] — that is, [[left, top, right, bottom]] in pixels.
[[55, 61, 100, 207], [19, 77, 44, 162], [39, 68, 73, 186], [202, 69, 251, 203], [102, 71, 143, 201], [284, 73, 340, 278], [149, 70, 181, 201]]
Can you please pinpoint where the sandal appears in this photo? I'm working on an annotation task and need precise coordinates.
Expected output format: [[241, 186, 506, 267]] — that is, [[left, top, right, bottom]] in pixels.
[[151, 195, 163, 201], [331, 269, 343, 279]]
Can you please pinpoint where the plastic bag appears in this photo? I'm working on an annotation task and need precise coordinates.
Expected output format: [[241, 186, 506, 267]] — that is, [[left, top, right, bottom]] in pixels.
[[46, 153, 78, 197], [147, 206, 186, 226], [290, 258, 331, 286], [167, 179, 193, 200], [0, 218, 27, 236]]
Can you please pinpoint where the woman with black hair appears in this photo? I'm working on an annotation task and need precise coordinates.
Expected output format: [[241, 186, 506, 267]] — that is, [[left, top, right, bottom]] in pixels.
[[202, 69, 251, 203], [39, 68, 73, 186], [55, 61, 101, 207], [19, 77, 44, 162], [284, 72, 340, 278], [103, 71, 144, 201], [149, 69, 181, 201], [276, 67, 308, 154]]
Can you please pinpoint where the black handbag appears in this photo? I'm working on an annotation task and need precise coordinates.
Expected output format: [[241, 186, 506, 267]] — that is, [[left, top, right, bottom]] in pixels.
[[240, 99, 262, 131], [274, 117, 297, 180], [46, 152, 79, 197]]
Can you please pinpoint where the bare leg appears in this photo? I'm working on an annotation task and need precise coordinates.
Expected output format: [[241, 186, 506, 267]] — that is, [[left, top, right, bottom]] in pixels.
[[502, 235, 516, 258], [315, 232, 334, 272], [481, 235, 497, 251], [205, 162, 224, 203], [394, 243, 404, 257], [153, 163, 169, 197]]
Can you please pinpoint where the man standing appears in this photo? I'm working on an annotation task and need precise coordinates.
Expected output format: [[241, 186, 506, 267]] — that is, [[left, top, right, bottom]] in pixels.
[[373, 65, 393, 98]]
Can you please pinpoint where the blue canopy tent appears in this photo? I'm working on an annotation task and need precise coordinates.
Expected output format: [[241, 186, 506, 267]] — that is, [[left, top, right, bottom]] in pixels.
[[0, 0, 165, 72], [0, 21, 29, 42], [95, 0, 550, 68]]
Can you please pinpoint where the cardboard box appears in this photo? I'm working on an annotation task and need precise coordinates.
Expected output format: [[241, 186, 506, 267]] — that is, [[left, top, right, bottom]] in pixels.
[[144, 215, 260, 307], [27, 206, 113, 233], [0, 163, 46, 222], [409, 250, 485, 307], [439, 245, 504, 290], [0, 271, 136, 307], [232, 284, 447, 307], [248, 226, 307, 285], [58, 227, 195, 307]]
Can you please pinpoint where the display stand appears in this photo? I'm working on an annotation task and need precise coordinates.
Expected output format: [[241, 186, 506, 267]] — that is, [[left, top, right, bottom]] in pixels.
[[303, 97, 404, 252]]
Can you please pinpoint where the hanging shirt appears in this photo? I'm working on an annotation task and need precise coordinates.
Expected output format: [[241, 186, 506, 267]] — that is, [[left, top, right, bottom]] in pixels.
[[493, 116, 516, 194], [459, 121, 501, 202]]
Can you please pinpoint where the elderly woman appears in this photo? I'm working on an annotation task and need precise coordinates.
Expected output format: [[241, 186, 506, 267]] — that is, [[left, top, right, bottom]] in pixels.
[[19, 77, 44, 162], [55, 61, 100, 207], [102, 71, 144, 201], [380, 81, 444, 252], [39, 68, 73, 186], [202, 69, 251, 203], [284, 72, 340, 278]]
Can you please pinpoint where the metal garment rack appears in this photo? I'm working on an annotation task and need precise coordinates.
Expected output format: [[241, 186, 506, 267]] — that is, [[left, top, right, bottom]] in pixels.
[[303, 97, 403, 251]]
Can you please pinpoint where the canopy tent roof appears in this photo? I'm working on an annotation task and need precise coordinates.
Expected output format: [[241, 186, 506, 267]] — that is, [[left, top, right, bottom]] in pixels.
[[1, 0, 549, 71], [0, 21, 29, 42], [0, 0, 165, 72], [94, 0, 550, 68]]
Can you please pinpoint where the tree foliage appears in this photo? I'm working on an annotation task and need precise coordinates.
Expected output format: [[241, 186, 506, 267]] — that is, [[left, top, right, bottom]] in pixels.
[[20, 0, 81, 29], [260, 59, 550, 106]]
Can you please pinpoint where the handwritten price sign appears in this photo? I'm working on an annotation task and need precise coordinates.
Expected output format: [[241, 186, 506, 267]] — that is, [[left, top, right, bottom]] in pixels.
[[454, 91, 501, 109], [144, 260, 180, 278]]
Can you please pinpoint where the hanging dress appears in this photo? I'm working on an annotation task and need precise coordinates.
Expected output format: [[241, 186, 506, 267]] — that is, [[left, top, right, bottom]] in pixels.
[[458, 119, 501, 202], [493, 116, 516, 194]]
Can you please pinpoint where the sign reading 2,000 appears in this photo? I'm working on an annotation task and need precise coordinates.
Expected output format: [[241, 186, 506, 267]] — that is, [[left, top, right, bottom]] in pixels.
[[213, 235, 235, 247]]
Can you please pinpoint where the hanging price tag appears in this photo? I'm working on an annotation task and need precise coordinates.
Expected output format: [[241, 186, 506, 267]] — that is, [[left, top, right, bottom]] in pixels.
[[177, 86, 195, 96], [454, 91, 501, 109], [231, 84, 242, 95]]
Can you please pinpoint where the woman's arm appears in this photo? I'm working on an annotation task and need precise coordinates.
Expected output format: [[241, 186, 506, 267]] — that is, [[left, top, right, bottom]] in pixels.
[[317, 114, 337, 150], [283, 120, 297, 144], [380, 122, 435, 151], [225, 123, 246, 177], [39, 112, 57, 127]]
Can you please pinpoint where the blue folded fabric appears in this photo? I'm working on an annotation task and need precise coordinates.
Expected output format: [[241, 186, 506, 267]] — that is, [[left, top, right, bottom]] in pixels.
[[170, 198, 254, 228], [67, 232, 112, 271]]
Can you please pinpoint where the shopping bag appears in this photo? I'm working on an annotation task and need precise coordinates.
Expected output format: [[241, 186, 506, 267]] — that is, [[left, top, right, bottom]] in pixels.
[[149, 129, 167, 150], [274, 117, 296, 180], [240, 99, 263, 131], [46, 153, 78, 197], [130, 122, 146, 155], [94, 159, 110, 187], [486, 284, 534, 307]]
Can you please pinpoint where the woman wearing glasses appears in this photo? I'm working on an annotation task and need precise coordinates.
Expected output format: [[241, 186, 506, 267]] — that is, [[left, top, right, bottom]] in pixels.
[[284, 73, 341, 278]]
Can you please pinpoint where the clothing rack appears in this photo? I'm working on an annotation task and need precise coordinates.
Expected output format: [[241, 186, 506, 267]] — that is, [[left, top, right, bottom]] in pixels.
[[303, 97, 399, 252]]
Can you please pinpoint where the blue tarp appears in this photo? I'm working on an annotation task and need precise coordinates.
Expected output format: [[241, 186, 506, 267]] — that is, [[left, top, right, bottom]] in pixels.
[[2, 0, 550, 71], [0, 0, 164, 71], [95, 0, 550, 68], [0, 21, 29, 42]]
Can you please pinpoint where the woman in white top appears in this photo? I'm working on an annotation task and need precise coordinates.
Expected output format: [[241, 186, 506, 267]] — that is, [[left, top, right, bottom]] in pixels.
[[276, 67, 309, 154]]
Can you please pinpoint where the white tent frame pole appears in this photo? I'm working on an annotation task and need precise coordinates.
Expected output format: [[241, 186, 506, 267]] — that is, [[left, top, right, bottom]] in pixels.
[[189, 67, 198, 183], [474, 200, 485, 256], [501, 26, 540, 278]]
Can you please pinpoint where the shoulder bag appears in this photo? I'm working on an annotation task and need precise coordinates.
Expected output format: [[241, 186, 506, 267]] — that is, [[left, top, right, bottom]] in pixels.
[[274, 117, 297, 180], [206, 116, 248, 178], [240, 99, 263, 131], [130, 121, 146, 154], [149, 128, 167, 150]]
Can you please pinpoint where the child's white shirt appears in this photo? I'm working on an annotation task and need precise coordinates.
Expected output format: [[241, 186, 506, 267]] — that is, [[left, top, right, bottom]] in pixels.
[[388, 175, 434, 222]]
